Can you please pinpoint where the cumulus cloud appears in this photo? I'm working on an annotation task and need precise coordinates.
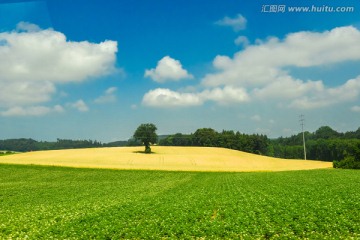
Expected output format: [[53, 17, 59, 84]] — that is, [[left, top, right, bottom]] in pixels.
[[202, 26, 360, 109], [0, 80, 55, 107], [142, 86, 249, 108], [16, 21, 41, 32], [252, 76, 324, 100], [142, 88, 202, 107], [199, 86, 249, 104], [234, 36, 250, 47], [0, 105, 64, 117], [289, 77, 360, 109], [70, 100, 89, 112], [215, 14, 247, 32], [94, 87, 117, 103], [0, 22, 117, 115], [144, 56, 193, 83]]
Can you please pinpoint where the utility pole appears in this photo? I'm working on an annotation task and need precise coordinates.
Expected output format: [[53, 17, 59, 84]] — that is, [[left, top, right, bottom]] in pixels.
[[299, 114, 307, 160]]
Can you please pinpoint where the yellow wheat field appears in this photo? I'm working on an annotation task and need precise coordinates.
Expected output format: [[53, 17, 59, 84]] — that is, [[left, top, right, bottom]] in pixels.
[[0, 146, 332, 172]]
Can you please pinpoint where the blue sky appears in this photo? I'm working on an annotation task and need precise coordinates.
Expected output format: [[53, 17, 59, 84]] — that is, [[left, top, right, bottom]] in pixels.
[[0, 0, 360, 142]]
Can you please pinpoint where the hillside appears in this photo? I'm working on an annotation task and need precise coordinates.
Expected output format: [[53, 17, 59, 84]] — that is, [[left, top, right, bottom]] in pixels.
[[0, 146, 332, 172]]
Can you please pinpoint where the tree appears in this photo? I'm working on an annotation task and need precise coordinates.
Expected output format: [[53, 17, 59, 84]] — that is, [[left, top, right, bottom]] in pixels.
[[314, 126, 340, 139], [133, 123, 158, 153], [193, 128, 218, 147], [333, 140, 360, 169]]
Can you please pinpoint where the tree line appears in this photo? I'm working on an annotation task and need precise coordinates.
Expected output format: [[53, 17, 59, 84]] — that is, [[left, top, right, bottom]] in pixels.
[[269, 126, 360, 160], [159, 128, 268, 155], [0, 138, 104, 152], [159, 126, 360, 169]]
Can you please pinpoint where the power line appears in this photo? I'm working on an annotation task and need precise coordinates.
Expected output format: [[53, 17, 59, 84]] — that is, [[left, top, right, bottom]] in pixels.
[[299, 114, 307, 160]]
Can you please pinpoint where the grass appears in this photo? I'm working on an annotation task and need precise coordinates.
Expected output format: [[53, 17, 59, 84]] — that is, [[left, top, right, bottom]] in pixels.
[[0, 146, 332, 172], [0, 164, 359, 239]]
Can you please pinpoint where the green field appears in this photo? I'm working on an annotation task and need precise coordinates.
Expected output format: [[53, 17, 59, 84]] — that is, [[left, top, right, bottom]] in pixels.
[[0, 164, 359, 239]]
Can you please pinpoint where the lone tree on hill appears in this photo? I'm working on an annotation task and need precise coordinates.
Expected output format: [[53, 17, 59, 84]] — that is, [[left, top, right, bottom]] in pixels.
[[133, 123, 158, 153]]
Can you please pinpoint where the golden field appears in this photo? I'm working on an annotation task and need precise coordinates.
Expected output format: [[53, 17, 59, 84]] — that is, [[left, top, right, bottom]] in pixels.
[[0, 146, 332, 172]]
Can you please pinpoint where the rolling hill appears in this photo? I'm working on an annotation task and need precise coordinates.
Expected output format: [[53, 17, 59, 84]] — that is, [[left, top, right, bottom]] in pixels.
[[0, 146, 332, 172]]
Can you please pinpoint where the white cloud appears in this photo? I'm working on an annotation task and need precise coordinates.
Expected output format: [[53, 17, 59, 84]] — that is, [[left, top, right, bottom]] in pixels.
[[253, 76, 325, 100], [234, 36, 249, 47], [94, 87, 117, 103], [202, 26, 360, 109], [105, 87, 117, 95], [142, 86, 249, 108], [0, 80, 55, 107], [199, 86, 249, 104], [351, 105, 360, 112], [215, 14, 247, 32], [203, 26, 360, 87], [70, 100, 89, 112], [16, 21, 41, 32], [142, 88, 202, 107], [0, 105, 64, 117], [0, 22, 117, 114], [144, 56, 193, 83], [289, 76, 360, 109], [0, 23, 117, 83]]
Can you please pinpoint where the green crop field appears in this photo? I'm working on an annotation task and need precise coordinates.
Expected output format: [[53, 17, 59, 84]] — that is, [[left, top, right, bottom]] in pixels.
[[0, 164, 359, 239]]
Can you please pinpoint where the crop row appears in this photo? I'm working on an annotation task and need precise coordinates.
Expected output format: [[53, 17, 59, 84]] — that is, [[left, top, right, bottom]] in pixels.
[[0, 164, 359, 239]]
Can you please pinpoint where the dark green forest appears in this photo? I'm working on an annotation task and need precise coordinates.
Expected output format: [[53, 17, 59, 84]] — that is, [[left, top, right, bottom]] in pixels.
[[1, 126, 359, 169], [0, 138, 104, 152]]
